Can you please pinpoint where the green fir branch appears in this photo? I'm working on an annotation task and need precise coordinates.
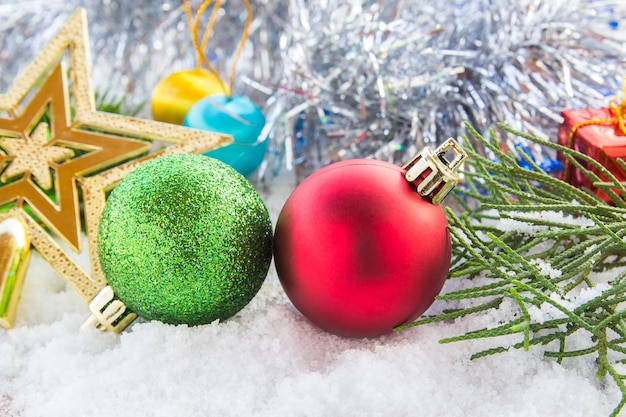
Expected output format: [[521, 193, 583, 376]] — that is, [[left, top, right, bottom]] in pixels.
[[397, 122, 626, 417]]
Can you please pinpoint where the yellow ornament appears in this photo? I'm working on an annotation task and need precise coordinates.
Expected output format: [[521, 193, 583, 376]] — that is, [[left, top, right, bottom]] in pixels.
[[150, 67, 228, 125], [0, 8, 231, 331]]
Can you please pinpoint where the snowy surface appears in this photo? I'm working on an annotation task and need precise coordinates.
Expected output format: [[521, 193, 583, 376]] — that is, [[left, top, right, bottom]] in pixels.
[[0, 173, 621, 417]]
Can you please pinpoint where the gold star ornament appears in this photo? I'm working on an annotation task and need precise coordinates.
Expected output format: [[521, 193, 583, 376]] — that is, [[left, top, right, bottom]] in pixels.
[[0, 8, 231, 330]]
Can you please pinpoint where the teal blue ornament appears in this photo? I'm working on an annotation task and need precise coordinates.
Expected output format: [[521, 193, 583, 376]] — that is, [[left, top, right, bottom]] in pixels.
[[184, 94, 267, 177]]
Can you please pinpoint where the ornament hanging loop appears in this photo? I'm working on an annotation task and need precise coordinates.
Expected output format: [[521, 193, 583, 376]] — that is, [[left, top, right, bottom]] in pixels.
[[184, 0, 224, 83], [183, 0, 252, 97], [403, 138, 467, 205]]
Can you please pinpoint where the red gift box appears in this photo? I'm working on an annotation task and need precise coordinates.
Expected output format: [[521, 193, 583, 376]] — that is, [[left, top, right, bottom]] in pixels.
[[557, 107, 626, 202]]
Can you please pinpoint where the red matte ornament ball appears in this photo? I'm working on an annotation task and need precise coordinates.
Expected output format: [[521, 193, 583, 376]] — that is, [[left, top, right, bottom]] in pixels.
[[273, 159, 452, 338]]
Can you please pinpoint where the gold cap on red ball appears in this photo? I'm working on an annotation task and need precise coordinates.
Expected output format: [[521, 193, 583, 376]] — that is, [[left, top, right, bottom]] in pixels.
[[403, 138, 467, 205]]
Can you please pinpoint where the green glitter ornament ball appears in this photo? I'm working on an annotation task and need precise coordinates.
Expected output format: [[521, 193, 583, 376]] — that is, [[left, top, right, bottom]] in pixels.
[[97, 154, 273, 326]]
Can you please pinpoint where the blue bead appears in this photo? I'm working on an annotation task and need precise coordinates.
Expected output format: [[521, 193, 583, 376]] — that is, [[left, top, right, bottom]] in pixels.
[[184, 94, 267, 177], [540, 158, 564, 174]]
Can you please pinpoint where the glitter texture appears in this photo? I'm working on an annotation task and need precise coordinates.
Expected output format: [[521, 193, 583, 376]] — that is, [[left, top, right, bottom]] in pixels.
[[97, 154, 273, 326]]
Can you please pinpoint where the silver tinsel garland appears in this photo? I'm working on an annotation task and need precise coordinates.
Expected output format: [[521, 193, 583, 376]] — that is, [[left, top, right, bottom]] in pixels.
[[0, 0, 624, 182]]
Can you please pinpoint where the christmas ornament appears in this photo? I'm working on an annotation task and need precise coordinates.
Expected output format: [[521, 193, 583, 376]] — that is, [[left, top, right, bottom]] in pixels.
[[558, 83, 626, 202], [151, 67, 229, 126], [273, 138, 467, 338], [97, 154, 273, 326], [0, 216, 30, 329], [184, 94, 267, 176], [0, 8, 230, 330]]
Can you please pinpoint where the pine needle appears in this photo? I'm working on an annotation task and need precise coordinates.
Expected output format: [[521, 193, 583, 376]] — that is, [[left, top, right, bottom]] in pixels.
[[397, 122, 626, 417]]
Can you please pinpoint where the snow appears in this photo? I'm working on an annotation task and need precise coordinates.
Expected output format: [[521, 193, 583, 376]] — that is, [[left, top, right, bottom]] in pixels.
[[529, 259, 563, 279], [526, 283, 613, 324], [491, 209, 596, 236], [0, 173, 622, 417]]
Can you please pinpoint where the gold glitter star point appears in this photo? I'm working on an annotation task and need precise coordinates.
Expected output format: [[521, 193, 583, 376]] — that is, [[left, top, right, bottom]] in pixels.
[[0, 122, 75, 189], [0, 8, 231, 329]]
